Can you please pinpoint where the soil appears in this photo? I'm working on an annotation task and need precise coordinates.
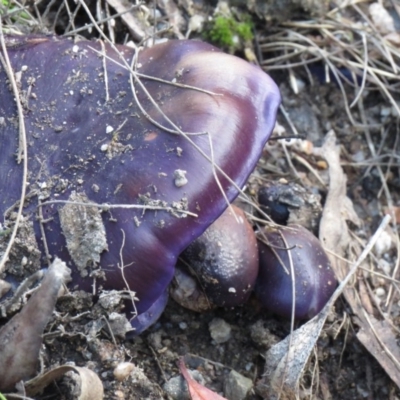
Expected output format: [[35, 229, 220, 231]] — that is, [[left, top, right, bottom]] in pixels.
[[1, 1, 400, 399]]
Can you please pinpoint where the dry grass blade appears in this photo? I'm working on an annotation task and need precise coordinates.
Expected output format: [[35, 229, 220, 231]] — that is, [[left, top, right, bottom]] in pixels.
[[39, 199, 199, 218], [258, 17, 400, 385], [0, 19, 28, 275], [259, 5, 400, 119]]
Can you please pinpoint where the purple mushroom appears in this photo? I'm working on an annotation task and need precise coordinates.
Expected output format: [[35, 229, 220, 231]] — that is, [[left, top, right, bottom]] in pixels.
[[0, 36, 280, 334], [255, 224, 336, 320], [172, 204, 259, 310]]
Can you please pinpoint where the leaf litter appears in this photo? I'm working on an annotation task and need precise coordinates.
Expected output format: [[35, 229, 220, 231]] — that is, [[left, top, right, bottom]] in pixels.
[[1, 0, 400, 399]]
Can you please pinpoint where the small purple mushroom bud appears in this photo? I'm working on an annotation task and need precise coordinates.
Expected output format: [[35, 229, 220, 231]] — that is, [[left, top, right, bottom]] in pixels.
[[255, 225, 336, 320], [0, 36, 280, 334], [174, 205, 259, 308]]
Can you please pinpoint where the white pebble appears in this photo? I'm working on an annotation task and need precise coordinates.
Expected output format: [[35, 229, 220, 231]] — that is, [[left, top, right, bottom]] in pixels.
[[209, 318, 231, 344], [179, 322, 188, 330], [113, 362, 135, 382], [174, 169, 188, 187]]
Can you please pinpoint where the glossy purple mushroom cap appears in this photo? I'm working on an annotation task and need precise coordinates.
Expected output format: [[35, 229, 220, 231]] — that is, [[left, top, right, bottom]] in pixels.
[[0, 36, 280, 333], [173, 204, 259, 309], [255, 225, 336, 320]]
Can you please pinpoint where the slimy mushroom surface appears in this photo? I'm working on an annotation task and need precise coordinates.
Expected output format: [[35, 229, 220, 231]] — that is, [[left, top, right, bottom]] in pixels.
[[256, 224, 336, 320], [0, 36, 280, 333], [173, 205, 259, 309]]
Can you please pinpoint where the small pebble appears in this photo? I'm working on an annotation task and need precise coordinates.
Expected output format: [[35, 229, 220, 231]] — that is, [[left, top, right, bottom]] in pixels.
[[375, 287, 386, 297], [179, 322, 188, 330], [245, 362, 253, 372], [250, 320, 279, 348], [108, 312, 134, 339], [0, 279, 11, 298], [209, 318, 231, 344], [114, 390, 125, 399], [174, 169, 188, 187], [224, 370, 253, 400], [163, 370, 205, 400], [113, 362, 135, 382]]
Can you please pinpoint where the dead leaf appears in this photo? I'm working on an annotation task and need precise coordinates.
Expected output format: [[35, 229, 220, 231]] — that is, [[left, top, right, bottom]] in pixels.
[[0, 258, 71, 391], [385, 32, 400, 46], [316, 131, 400, 389], [357, 312, 400, 387], [257, 311, 329, 399], [23, 365, 103, 399], [314, 130, 360, 257], [178, 358, 227, 400]]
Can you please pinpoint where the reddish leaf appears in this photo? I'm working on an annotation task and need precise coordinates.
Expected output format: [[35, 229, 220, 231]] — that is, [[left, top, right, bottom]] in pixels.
[[178, 358, 228, 400]]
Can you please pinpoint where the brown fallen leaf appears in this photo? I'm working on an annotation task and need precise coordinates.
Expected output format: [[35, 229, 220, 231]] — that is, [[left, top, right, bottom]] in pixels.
[[23, 365, 103, 400], [0, 258, 71, 392], [316, 131, 400, 389], [178, 358, 228, 400]]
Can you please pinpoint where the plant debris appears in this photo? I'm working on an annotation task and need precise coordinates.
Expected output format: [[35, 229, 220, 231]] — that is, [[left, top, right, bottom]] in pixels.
[[1, 0, 400, 399]]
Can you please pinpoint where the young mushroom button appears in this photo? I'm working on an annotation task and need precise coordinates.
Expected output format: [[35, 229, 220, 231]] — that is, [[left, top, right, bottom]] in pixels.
[[255, 224, 337, 320], [172, 205, 259, 309]]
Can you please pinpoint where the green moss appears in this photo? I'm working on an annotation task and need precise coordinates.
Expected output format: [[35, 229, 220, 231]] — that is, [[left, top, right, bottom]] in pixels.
[[236, 20, 253, 42], [205, 15, 253, 51], [0, 0, 31, 23]]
